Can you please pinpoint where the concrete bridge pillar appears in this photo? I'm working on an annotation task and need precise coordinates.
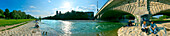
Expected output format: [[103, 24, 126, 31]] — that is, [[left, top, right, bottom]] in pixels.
[[96, 13, 104, 20], [96, 14, 101, 20], [135, 14, 151, 26], [135, 15, 142, 26]]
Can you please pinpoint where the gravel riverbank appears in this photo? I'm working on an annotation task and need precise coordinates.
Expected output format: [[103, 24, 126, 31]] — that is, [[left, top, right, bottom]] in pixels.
[[117, 24, 168, 36], [0, 21, 41, 36]]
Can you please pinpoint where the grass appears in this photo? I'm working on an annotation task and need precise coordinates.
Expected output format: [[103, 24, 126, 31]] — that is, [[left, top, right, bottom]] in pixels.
[[0, 19, 34, 27], [151, 19, 170, 22], [1, 22, 28, 31]]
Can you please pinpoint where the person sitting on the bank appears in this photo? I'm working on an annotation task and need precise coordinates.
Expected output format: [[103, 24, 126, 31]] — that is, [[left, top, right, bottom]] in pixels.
[[141, 21, 148, 33], [124, 20, 133, 27], [35, 22, 39, 28], [149, 21, 157, 34], [128, 20, 133, 26]]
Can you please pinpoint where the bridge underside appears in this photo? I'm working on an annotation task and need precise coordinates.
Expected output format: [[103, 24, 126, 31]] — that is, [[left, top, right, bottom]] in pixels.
[[95, 0, 170, 24]]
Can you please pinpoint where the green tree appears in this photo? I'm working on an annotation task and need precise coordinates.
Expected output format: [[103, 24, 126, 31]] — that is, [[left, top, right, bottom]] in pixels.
[[0, 9, 5, 18], [126, 14, 135, 19], [26, 15, 34, 19], [10, 10, 19, 19], [21, 12, 26, 19], [4, 9, 10, 19], [39, 16, 41, 21], [0, 9, 3, 14], [159, 15, 169, 20]]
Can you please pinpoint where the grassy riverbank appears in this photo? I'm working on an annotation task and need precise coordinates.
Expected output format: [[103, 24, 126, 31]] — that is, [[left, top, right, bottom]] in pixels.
[[0, 19, 34, 27], [151, 19, 170, 22]]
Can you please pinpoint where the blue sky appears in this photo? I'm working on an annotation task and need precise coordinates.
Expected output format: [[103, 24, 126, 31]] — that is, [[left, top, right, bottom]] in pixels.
[[0, 0, 108, 18], [153, 15, 163, 18]]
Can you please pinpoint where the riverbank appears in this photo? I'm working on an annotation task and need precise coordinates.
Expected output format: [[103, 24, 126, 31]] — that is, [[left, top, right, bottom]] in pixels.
[[117, 23, 168, 36], [157, 22, 170, 36], [0, 21, 41, 36], [0, 19, 34, 27], [0, 22, 28, 31]]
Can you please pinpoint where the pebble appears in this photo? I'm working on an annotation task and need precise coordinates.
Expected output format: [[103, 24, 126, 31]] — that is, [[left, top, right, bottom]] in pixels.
[[0, 21, 41, 36], [118, 26, 167, 36]]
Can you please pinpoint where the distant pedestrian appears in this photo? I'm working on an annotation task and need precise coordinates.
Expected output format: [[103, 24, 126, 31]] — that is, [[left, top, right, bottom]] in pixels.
[[135, 19, 138, 26]]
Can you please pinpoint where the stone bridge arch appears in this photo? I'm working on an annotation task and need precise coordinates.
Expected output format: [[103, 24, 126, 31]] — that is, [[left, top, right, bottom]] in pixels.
[[112, 1, 170, 15], [152, 9, 170, 16], [97, 10, 135, 21], [95, 0, 170, 24], [150, 2, 170, 15]]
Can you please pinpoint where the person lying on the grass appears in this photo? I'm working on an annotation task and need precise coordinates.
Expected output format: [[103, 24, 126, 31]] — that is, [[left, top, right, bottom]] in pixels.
[[141, 21, 148, 33], [149, 21, 157, 34]]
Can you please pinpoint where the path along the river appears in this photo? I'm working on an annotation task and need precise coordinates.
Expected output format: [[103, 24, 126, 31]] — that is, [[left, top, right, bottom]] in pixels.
[[0, 21, 41, 36]]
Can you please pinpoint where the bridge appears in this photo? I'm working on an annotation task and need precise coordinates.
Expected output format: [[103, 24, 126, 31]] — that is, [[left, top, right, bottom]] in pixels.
[[95, 0, 170, 24]]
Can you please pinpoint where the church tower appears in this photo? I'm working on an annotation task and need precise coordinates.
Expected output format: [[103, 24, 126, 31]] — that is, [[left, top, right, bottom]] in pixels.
[[56, 11, 58, 15]]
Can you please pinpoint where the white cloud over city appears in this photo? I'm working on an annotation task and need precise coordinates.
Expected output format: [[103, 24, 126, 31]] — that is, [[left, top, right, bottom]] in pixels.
[[24, 10, 40, 12], [29, 6, 36, 8]]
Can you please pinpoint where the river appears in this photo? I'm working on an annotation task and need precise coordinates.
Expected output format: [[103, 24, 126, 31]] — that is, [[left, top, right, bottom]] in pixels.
[[39, 20, 126, 36]]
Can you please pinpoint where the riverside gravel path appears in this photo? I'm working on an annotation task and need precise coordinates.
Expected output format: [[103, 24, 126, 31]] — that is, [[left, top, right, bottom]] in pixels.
[[0, 21, 42, 36]]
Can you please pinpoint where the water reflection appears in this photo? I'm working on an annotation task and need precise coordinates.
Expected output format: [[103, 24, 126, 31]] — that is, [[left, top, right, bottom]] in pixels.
[[61, 21, 72, 36], [39, 20, 124, 36]]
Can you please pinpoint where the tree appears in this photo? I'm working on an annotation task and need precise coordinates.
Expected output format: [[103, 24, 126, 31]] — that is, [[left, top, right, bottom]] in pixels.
[[18, 10, 21, 12], [0, 9, 3, 14], [71, 10, 76, 14], [158, 15, 170, 20], [4, 9, 10, 19], [0, 9, 34, 19], [26, 15, 34, 19], [39, 16, 41, 21], [0, 9, 5, 18], [10, 10, 20, 19], [21, 12, 26, 19], [126, 14, 135, 20]]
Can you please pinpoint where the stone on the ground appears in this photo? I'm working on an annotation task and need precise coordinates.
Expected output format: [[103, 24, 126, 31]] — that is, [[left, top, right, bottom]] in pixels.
[[0, 21, 41, 36], [118, 26, 167, 36]]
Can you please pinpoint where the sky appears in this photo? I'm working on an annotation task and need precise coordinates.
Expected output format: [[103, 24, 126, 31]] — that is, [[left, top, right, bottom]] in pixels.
[[0, 0, 108, 18], [153, 15, 163, 18]]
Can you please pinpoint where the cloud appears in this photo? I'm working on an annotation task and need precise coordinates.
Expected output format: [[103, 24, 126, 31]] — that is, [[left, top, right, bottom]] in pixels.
[[32, 11, 55, 18], [89, 4, 96, 7], [48, 0, 51, 3], [24, 10, 40, 12], [52, 8, 58, 10], [30, 6, 36, 8], [69, 6, 92, 12], [55, 5, 96, 13], [78, 6, 95, 10]]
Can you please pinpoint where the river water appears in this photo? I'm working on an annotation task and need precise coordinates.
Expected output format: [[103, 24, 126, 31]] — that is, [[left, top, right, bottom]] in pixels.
[[39, 20, 125, 36]]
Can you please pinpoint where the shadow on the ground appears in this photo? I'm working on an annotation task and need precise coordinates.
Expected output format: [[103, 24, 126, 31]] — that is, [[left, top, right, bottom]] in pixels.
[[155, 21, 170, 24]]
